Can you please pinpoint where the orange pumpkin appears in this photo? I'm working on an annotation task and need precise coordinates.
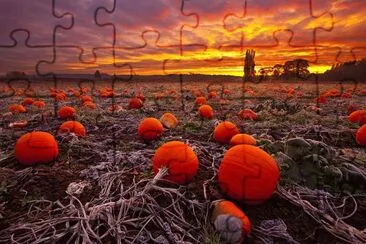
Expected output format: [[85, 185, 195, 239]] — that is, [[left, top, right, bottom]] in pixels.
[[83, 101, 96, 109], [214, 121, 239, 144], [356, 124, 366, 146], [199, 105, 214, 119], [58, 106, 76, 119], [9, 104, 26, 113], [81, 95, 93, 103], [230, 134, 256, 146], [238, 109, 257, 120], [195, 96, 207, 106], [349, 110, 366, 126], [152, 141, 199, 184], [212, 200, 251, 236], [22, 98, 34, 106], [138, 118, 164, 141], [32, 100, 46, 109], [59, 121, 86, 137], [160, 113, 179, 129], [129, 97, 143, 109], [107, 104, 123, 113], [15, 131, 58, 165], [218, 145, 280, 204], [208, 91, 216, 99]]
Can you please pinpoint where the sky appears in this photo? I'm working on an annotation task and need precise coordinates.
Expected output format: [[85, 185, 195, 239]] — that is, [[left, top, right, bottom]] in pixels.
[[0, 0, 365, 76]]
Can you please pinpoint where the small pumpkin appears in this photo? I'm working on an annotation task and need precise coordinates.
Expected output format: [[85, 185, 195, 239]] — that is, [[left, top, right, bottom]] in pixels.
[[208, 91, 216, 99], [81, 95, 93, 103], [238, 109, 257, 120], [32, 100, 46, 109], [349, 110, 366, 126], [212, 200, 251, 237], [160, 113, 179, 129], [22, 98, 34, 106], [58, 106, 76, 119], [356, 124, 366, 146], [230, 133, 256, 146], [138, 118, 164, 141], [107, 104, 124, 113], [195, 96, 207, 106], [199, 105, 214, 119], [152, 141, 199, 184], [59, 121, 86, 137], [129, 97, 143, 109], [218, 144, 280, 205], [214, 121, 239, 144], [83, 101, 96, 109], [9, 104, 26, 113], [15, 131, 58, 165]]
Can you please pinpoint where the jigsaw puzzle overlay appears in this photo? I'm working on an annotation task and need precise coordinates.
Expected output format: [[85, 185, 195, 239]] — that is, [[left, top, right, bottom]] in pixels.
[[1, 0, 366, 243]]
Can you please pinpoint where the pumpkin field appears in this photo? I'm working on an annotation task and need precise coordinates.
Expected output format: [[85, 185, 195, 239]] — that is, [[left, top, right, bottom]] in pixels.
[[0, 76, 366, 243]]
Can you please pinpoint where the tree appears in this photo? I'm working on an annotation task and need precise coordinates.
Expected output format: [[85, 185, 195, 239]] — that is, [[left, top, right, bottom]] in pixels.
[[94, 70, 101, 81], [283, 59, 309, 79], [244, 49, 255, 81]]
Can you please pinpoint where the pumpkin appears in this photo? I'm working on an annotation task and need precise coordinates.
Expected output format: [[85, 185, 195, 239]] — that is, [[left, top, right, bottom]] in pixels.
[[22, 98, 34, 106], [218, 144, 280, 204], [230, 134, 256, 146], [356, 124, 366, 146], [59, 121, 86, 137], [107, 104, 123, 113], [129, 97, 143, 109], [349, 110, 366, 126], [32, 100, 46, 109], [83, 101, 96, 109], [160, 113, 179, 129], [214, 121, 239, 144], [136, 94, 146, 102], [81, 95, 93, 103], [152, 141, 199, 184], [199, 105, 214, 119], [238, 109, 257, 120], [15, 131, 58, 165], [208, 91, 216, 99], [9, 104, 26, 113], [212, 200, 251, 236], [138, 118, 164, 141], [195, 96, 207, 106], [58, 106, 76, 119]]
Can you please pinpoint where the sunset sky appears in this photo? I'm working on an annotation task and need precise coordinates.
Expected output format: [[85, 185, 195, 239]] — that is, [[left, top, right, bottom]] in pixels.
[[0, 0, 366, 76]]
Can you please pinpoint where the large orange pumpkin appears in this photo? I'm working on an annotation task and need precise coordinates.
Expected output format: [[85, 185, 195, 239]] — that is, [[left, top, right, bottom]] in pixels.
[[152, 141, 199, 184], [356, 124, 366, 146], [212, 200, 251, 236], [59, 121, 86, 137], [160, 113, 179, 129], [58, 106, 76, 119], [218, 145, 280, 205], [82, 101, 96, 109], [129, 97, 143, 109], [214, 121, 240, 144], [81, 95, 93, 103], [349, 110, 366, 126], [230, 134, 256, 146], [138, 118, 164, 141], [199, 105, 214, 119], [15, 131, 59, 165]]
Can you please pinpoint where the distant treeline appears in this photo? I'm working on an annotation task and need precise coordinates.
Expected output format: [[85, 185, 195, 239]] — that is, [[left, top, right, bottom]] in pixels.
[[320, 59, 366, 82]]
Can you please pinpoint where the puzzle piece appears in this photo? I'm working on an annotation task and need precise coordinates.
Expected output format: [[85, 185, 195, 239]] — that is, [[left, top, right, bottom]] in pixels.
[[0, 0, 70, 46]]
